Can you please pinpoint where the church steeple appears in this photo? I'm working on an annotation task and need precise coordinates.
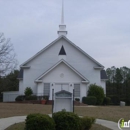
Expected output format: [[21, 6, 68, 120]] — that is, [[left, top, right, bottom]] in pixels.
[[57, 0, 67, 37]]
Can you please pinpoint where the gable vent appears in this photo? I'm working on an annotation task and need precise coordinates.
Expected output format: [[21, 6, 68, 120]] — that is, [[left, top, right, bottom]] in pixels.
[[59, 45, 66, 55]]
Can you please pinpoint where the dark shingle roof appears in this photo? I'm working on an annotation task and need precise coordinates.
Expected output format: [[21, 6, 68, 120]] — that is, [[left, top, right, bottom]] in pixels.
[[101, 70, 108, 80], [18, 69, 23, 79], [59, 45, 66, 55]]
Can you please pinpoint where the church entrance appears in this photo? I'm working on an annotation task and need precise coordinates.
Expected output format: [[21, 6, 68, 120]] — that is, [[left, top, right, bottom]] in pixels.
[[55, 83, 69, 92]]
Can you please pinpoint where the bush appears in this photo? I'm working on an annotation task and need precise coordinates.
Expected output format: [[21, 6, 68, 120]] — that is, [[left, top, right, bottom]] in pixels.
[[86, 96, 97, 105], [43, 95, 49, 100], [75, 98, 80, 102], [81, 116, 95, 130], [25, 113, 55, 130], [25, 95, 37, 100], [119, 98, 129, 106], [53, 111, 81, 130], [0, 93, 3, 102], [15, 95, 25, 101], [24, 87, 33, 97], [88, 84, 105, 105], [82, 97, 87, 104], [108, 95, 120, 105], [103, 97, 111, 105]]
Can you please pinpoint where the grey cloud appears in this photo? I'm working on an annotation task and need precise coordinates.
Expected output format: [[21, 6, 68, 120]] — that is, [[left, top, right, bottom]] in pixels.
[[0, 0, 130, 69]]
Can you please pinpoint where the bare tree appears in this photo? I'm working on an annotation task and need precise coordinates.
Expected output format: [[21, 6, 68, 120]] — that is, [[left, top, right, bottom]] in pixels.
[[0, 33, 17, 76]]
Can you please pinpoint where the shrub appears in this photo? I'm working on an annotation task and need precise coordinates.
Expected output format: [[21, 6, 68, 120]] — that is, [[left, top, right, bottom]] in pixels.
[[25, 95, 37, 100], [25, 113, 55, 130], [0, 93, 3, 102], [82, 97, 87, 104], [103, 97, 111, 105], [108, 95, 120, 105], [15, 95, 25, 101], [81, 116, 95, 130], [75, 98, 80, 102], [86, 96, 97, 105], [43, 95, 49, 100], [53, 111, 81, 130], [24, 87, 33, 97], [88, 84, 105, 105], [119, 98, 129, 105]]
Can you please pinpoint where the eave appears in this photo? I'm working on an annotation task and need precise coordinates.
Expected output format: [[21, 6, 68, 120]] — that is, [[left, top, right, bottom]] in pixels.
[[94, 67, 104, 70], [35, 80, 43, 83], [81, 81, 89, 84], [20, 36, 104, 67], [20, 66, 30, 69]]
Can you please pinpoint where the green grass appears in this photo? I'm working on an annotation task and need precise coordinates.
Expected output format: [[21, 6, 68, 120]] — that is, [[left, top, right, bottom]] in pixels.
[[0, 103, 130, 122], [5, 122, 25, 130]]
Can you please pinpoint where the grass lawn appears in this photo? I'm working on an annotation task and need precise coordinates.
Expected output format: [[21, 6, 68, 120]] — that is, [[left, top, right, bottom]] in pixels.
[[5, 122, 112, 130], [0, 103, 130, 122], [75, 106, 130, 122]]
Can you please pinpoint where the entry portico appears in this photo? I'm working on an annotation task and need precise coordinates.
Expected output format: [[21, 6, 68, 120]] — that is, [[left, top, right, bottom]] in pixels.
[[35, 59, 89, 101]]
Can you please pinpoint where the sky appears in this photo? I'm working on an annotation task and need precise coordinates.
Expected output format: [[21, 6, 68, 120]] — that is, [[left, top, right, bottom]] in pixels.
[[0, 0, 130, 69]]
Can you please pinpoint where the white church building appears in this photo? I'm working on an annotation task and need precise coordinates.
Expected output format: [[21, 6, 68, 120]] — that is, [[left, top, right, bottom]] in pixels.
[[3, 2, 107, 102]]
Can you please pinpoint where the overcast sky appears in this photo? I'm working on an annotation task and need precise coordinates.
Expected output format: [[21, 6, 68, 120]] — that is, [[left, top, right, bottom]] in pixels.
[[0, 0, 130, 69]]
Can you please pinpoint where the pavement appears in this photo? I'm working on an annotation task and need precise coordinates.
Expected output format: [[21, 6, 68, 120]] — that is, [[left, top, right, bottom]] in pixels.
[[0, 115, 119, 130]]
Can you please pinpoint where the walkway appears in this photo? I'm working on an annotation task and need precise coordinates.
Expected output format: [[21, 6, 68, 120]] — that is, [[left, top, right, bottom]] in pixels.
[[0, 115, 119, 130]]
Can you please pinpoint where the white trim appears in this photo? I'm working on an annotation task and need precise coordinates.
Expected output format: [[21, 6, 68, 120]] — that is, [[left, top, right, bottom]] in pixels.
[[35, 80, 42, 83], [59, 25, 66, 27], [57, 31, 68, 34], [35, 59, 89, 82], [20, 36, 104, 67], [81, 81, 89, 84], [55, 83, 69, 85]]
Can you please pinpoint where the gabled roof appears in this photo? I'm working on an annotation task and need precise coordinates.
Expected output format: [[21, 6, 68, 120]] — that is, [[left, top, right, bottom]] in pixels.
[[101, 70, 108, 80], [35, 59, 89, 82], [20, 36, 104, 67]]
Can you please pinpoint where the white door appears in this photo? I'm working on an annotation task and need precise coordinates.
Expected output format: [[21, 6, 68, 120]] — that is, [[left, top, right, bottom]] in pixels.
[[55, 98, 71, 112]]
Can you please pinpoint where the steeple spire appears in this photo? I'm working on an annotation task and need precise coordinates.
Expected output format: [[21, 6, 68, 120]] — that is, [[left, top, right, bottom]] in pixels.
[[61, 0, 64, 24], [57, 0, 67, 37]]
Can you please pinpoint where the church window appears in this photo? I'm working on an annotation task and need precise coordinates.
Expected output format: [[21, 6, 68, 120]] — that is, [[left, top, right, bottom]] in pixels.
[[74, 84, 80, 97], [44, 83, 50, 96], [59, 45, 66, 55]]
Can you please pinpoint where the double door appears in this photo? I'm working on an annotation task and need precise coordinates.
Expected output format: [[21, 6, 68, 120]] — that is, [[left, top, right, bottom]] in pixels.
[[55, 83, 69, 92]]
